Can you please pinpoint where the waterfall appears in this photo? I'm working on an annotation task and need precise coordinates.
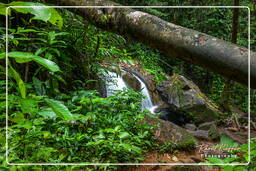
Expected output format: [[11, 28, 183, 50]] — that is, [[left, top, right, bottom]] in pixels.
[[104, 70, 158, 113], [132, 74, 158, 113], [105, 71, 127, 97]]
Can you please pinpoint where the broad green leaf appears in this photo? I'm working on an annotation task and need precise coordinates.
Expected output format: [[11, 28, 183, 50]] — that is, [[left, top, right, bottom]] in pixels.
[[8, 51, 36, 59], [9, 2, 51, 22], [33, 56, 60, 72], [7, 51, 60, 72], [15, 58, 32, 63], [49, 8, 63, 29], [3, 2, 63, 28], [20, 98, 38, 113], [8, 65, 26, 98], [119, 132, 130, 139], [38, 108, 56, 119], [45, 98, 74, 121]]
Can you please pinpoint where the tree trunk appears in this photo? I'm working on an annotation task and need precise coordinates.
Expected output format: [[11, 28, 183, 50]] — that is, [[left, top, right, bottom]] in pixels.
[[221, 0, 240, 112], [48, 0, 256, 88]]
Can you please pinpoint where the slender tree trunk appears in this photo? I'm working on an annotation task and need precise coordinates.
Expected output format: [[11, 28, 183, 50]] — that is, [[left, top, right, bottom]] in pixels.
[[221, 0, 240, 112], [45, 0, 256, 88]]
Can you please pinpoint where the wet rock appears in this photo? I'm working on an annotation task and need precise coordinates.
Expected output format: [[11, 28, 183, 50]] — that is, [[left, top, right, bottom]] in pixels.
[[122, 71, 141, 91], [143, 116, 197, 145], [191, 130, 209, 140], [185, 123, 197, 131], [157, 74, 221, 124]]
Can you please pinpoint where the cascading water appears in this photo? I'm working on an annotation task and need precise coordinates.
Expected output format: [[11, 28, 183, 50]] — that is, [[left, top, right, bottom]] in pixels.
[[132, 74, 158, 113], [105, 71, 127, 97], [104, 70, 158, 113]]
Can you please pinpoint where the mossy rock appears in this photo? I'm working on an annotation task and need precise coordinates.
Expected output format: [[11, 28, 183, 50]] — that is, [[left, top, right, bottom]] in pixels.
[[157, 74, 222, 124]]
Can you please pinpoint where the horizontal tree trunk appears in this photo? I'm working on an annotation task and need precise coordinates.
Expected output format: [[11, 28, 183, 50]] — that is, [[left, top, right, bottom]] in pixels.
[[50, 0, 256, 88]]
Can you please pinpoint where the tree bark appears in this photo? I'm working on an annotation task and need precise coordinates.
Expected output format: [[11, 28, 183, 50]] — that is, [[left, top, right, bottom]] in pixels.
[[221, 0, 240, 112], [48, 0, 256, 88]]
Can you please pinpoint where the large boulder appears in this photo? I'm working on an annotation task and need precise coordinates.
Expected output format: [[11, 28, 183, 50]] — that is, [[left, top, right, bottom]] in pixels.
[[143, 116, 197, 145], [157, 74, 221, 124]]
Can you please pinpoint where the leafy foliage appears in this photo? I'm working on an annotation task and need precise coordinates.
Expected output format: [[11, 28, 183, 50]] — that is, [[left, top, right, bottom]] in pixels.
[[0, 0, 255, 170], [1, 89, 155, 165]]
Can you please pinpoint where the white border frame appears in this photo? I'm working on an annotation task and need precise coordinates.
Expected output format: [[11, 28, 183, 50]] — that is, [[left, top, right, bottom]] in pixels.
[[5, 5, 251, 166]]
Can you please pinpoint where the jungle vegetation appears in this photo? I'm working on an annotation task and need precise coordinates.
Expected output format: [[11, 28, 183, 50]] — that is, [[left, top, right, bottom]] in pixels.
[[0, 0, 255, 170]]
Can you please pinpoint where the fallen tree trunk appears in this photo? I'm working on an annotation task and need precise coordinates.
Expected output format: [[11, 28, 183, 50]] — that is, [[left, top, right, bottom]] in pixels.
[[49, 0, 256, 88]]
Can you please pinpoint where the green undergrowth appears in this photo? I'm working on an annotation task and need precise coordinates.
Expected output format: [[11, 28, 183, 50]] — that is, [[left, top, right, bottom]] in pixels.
[[0, 89, 157, 164], [0, 89, 158, 170]]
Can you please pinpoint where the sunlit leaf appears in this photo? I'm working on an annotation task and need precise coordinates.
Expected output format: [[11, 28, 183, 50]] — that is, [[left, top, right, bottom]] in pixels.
[[38, 108, 56, 119], [6, 51, 60, 72], [33, 55, 59, 72], [49, 8, 63, 29], [119, 132, 130, 139], [9, 2, 51, 22], [45, 98, 74, 121]]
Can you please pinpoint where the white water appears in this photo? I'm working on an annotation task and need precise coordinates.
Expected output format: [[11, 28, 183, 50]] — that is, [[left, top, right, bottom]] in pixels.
[[105, 71, 158, 113], [105, 71, 127, 97], [132, 74, 158, 113]]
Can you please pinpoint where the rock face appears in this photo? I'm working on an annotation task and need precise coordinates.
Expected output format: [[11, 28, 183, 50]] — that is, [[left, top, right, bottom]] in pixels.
[[157, 74, 221, 124], [143, 116, 197, 145], [122, 71, 141, 91]]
